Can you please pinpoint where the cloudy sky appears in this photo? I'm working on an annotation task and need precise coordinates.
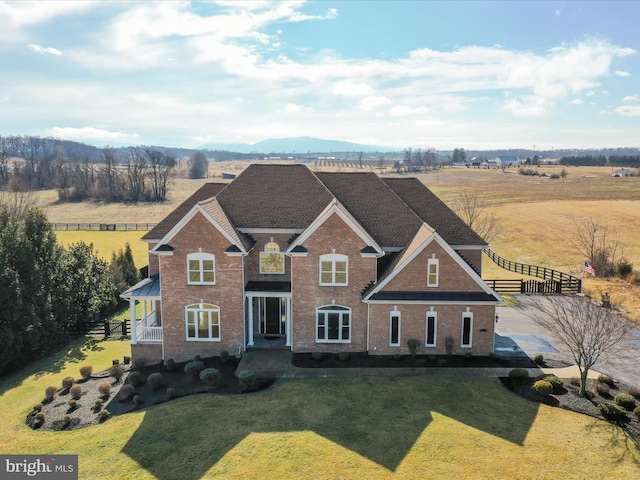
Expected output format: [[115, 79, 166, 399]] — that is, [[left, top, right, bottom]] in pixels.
[[1, 0, 639, 150]]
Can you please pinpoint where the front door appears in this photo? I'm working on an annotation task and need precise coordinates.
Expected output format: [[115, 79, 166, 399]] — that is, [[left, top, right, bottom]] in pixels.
[[265, 297, 282, 335]]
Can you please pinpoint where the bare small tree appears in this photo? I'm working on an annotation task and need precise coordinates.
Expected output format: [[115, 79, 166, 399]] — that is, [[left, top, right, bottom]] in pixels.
[[452, 190, 498, 243], [528, 295, 635, 396], [571, 218, 624, 277]]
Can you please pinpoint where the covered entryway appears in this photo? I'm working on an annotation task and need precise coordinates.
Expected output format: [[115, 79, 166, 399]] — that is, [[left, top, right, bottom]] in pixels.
[[245, 281, 292, 348]]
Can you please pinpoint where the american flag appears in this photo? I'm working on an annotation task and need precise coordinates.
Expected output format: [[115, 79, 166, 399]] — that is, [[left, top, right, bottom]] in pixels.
[[583, 261, 595, 276]]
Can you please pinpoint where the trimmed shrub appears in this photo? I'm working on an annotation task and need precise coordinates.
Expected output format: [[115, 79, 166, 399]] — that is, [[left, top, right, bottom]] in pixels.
[[94, 398, 104, 409], [62, 415, 72, 428], [237, 370, 257, 391], [199, 368, 222, 388], [61, 376, 75, 390], [44, 386, 57, 400], [598, 374, 616, 388], [311, 352, 324, 361], [220, 351, 230, 364], [133, 358, 146, 369], [127, 370, 144, 387], [532, 380, 553, 398], [147, 372, 165, 390], [69, 385, 83, 400], [614, 393, 637, 411], [109, 364, 125, 382], [99, 409, 110, 421], [628, 386, 640, 400], [534, 354, 544, 366], [167, 388, 177, 400], [35, 412, 45, 425], [194, 355, 202, 362], [338, 351, 350, 362], [184, 360, 205, 378], [509, 368, 529, 384], [599, 402, 627, 422], [540, 374, 564, 393], [617, 260, 633, 278], [79, 365, 93, 380], [67, 399, 77, 410], [33, 403, 43, 412], [634, 406, 640, 421], [133, 395, 143, 406], [595, 382, 611, 397], [407, 338, 420, 358], [98, 382, 111, 397], [123, 356, 131, 365], [163, 358, 176, 372], [119, 384, 134, 400]]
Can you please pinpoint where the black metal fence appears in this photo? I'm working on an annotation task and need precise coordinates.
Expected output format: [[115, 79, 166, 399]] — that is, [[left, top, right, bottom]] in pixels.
[[65, 319, 129, 338], [484, 248, 581, 294], [53, 223, 156, 231]]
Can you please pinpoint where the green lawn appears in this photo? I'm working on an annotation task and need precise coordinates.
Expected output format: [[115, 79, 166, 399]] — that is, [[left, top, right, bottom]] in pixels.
[[55, 230, 148, 270], [1, 338, 638, 479]]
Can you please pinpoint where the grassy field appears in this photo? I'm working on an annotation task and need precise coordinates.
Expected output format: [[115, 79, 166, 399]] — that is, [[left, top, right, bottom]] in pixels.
[[56, 230, 149, 269], [1, 339, 638, 479]]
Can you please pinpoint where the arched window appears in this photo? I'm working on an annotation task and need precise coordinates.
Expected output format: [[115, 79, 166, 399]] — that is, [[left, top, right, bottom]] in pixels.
[[185, 303, 220, 341], [260, 241, 284, 274], [319, 253, 348, 286], [187, 252, 215, 285], [316, 305, 351, 343]]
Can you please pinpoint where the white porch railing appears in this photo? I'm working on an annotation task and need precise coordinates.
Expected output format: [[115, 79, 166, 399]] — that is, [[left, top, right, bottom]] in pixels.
[[136, 324, 163, 343]]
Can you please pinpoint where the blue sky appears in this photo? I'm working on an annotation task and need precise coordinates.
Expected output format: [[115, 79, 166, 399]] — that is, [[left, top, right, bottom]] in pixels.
[[1, 1, 639, 150]]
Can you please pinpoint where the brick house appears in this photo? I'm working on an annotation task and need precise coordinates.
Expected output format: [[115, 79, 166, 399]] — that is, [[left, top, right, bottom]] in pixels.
[[122, 164, 501, 364]]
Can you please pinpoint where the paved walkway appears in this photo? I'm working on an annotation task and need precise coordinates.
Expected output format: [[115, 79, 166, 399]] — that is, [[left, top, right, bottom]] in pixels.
[[237, 349, 601, 380]]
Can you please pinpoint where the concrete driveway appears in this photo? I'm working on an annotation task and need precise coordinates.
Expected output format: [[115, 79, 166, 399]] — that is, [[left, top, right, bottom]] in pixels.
[[494, 295, 640, 386]]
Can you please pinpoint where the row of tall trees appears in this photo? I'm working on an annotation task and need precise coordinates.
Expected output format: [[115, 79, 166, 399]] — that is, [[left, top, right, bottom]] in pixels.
[[0, 194, 139, 376], [398, 148, 439, 172]]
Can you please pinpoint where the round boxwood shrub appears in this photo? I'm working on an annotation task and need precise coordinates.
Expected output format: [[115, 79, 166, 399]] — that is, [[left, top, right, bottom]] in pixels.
[[629, 386, 640, 400], [109, 364, 125, 382], [99, 409, 110, 422], [540, 374, 563, 393], [163, 358, 176, 372], [147, 372, 165, 390], [595, 381, 611, 397], [167, 388, 177, 400], [33, 403, 43, 412], [614, 393, 637, 411], [634, 406, 640, 421], [119, 384, 134, 400], [67, 399, 77, 411], [599, 402, 627, 422], [61, 376, 75, 390], [35, 412, 45, 425], [79, 365, 93, 380], [199, 368, 222, 388], [533, 353, 544, 366], [508, 368, 529, 384], [338, 351, 350, 362], [220, 351, 230, 364], [69, 385, 83, 400], [311, 352, 324, 361], [184, 360, 205, 378], [44, 386, 57, 400], [127, 370, 145, 387], [133, 395, 144, 406], [532, 380, 553, 398], [237, 370, 257, 390]]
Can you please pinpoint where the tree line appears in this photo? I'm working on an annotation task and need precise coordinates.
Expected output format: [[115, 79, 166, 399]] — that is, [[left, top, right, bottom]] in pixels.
[[0, 194, 139, 376]]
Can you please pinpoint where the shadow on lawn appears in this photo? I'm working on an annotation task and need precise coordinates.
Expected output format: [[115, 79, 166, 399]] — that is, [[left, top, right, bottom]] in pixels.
[[122, 378, 540, 479]]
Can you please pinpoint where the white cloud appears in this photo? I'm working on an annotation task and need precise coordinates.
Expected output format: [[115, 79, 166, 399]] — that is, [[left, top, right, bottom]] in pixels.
[[615, 105, 640, 117], [46, 126, 139, 141], [359, 96, 392, 111], [614, 70, 631, 77], [28, 43, 62, 55], [571, 99, 584, 105], [331, 81, 373, 96], [622, 94, 640, 102]]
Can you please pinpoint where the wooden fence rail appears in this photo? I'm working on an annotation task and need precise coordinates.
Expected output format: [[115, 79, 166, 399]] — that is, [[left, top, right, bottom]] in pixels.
[[483, 248, 581, 294], [53, 223, 157, 231]]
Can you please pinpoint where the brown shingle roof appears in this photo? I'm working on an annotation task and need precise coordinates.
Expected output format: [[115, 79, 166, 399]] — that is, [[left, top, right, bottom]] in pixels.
[[216, 164, 334, 229], [383, 177, 487, 246], [315, 172, 423, 248], [142, 183, 227, 241]]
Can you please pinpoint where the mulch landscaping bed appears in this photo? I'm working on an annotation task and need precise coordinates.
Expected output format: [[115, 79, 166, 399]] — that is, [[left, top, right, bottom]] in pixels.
[[26, 357, 274, 432], [501, 375, 640, 440]]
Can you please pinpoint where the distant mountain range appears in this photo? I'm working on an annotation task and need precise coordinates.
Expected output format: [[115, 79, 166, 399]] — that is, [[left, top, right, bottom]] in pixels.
[[198, 136, 396, 154]]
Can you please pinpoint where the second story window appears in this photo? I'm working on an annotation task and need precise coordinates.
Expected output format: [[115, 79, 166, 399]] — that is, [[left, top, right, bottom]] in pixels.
[[319, 253, 348, 286], [260, 241, 284, 274], [187, 252, 215, 285], [427, 256, 439, 287]]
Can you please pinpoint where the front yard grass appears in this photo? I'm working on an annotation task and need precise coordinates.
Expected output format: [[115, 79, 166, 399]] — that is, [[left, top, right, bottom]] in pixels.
[[1, 338, 639, 479]]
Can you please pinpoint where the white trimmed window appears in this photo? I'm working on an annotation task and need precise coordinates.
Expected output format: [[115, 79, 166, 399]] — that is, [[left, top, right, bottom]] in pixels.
[[260, 241, 284, 274], [427, 257, 439, 287], [389, 311, 401, 346], [186, 303, 220, 341], [461, 312, 473, 348], [425, 312, 437, 347], [187, 252, 215, 285], [316, 305, 351, 343], [319, 253, 348, 286]]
